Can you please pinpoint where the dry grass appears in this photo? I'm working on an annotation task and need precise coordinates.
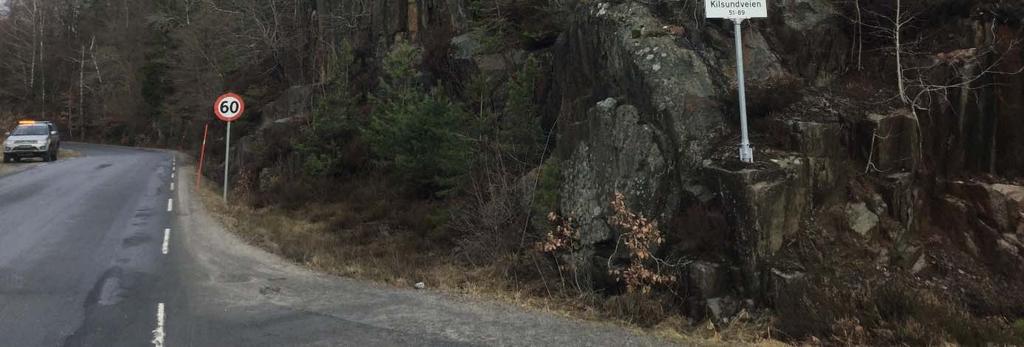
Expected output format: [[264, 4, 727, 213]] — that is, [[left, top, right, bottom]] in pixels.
[[60, 149, 82, 159], [193, 174, 782, 346], [0, 149, 81, 174]]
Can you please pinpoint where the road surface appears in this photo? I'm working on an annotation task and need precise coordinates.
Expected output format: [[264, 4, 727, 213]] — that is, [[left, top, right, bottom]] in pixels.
[[0, 143, 673, 347]]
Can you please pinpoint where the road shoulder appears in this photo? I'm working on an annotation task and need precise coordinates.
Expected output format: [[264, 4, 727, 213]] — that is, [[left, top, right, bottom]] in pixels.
[[0, 148, 82, 178], [171, 152, 682, 346]]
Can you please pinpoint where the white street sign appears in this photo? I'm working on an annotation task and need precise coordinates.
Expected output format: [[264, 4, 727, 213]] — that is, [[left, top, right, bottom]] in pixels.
[[705, 0, 767, 19], [705, 1, 767, 163]]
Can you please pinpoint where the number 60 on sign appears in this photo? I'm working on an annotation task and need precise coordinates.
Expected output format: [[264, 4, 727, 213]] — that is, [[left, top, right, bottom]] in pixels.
[[214, 93, 245, 122]]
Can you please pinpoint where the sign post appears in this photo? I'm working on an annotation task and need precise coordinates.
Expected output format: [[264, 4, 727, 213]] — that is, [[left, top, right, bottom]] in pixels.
[[705, 0, 767, 164], [213, 93, 245, 203], [196, 122, 209, 192]]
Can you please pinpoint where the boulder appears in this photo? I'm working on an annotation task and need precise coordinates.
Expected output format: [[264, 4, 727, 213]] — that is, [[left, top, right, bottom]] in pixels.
[[766, 0, 849, 85], [555, 2, 729, 173], [995, 236, 1024, 274], [259, 85, 314, 129], [767, 118, 846, 200], [235, 85, 315, 190], [769, 267, 806, 304], [846, 202, 880, 237], [704, 296, 741, 322], [861, 110, 922, 173], [559, 99, 674, 286], [948, 181, 1024, 234], [473, 54, 508, 73], [703, 156, 811, 296], [686, 261, 730, 299], [450, 34, 481, 60]]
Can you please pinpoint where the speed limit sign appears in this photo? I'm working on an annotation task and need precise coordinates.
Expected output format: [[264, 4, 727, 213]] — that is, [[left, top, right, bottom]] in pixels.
[[213, 92, 245, 203], [214, 93, 245, 122]]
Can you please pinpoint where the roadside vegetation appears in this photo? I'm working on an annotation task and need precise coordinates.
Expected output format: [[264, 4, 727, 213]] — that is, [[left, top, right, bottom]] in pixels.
[[196, 170, 781, 346]]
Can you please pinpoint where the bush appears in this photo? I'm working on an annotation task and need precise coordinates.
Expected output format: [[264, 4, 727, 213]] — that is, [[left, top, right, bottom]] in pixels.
[[607, 192, 675, 294], [498, 57, 545, 166], [366, 90, 476, 195], [526, 157, 561, 235], [774, 276, 1022, 345], [1013, 319, 1024, 341], [364, 41, 477, 195], [295, 43, 359, 177]]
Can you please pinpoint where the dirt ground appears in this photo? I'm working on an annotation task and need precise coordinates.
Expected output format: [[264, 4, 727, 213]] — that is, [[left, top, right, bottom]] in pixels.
[[0, 149, 81, 177]]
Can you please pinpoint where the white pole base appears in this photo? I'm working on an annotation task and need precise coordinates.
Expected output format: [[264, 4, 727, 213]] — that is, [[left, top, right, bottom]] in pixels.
[[739, 145, 754, 163]]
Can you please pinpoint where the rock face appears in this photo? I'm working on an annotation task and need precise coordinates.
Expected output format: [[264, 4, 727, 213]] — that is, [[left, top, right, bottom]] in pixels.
[[947, 182, 1024, 235], [559, 98, 674, 286], [942, 181, 1024, 275], [554, 2, 729, 173], [765, 0, 848, 85], [702, 157, 811, 297], [550, 0, 844, 301], [860, 110, 921, 173], [235, 85, 315, 191]]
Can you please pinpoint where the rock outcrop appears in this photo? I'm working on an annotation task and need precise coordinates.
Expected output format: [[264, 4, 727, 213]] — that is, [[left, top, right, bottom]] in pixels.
[[546, 0, 1024, 326], [559, 98, 674, 286], [550, 0, 846, 304]]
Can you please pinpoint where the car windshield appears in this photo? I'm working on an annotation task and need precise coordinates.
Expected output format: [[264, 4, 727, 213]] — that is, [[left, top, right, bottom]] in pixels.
[[12, 125, 49, 136]]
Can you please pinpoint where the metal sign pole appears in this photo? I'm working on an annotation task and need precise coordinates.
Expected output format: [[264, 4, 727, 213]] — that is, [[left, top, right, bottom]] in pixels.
[[733, 18, 754, 163], [223, 121, 231, 203], [196, 123, 209, 192]]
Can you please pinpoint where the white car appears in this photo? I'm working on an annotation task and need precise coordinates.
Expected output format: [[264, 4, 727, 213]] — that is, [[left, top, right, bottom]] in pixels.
[[3, 121, 61, 163]]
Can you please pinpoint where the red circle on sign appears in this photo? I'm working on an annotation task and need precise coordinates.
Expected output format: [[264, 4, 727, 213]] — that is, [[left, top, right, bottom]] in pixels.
[[214, 93, 245, 122]]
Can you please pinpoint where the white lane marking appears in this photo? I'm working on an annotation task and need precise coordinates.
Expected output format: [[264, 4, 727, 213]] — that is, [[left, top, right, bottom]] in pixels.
[[162, 228, 170, 255], [167, 198, 173, 212], [171, 172, 175, 179], [170, 182, 175, 191], [152, 303, 166, 347]]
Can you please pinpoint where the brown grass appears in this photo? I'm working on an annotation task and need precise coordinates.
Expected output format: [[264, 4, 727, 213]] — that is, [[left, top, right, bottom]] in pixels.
[[0, 149, 81, 173], [60, 149, 82, 159], [194, 174, 781, 346]]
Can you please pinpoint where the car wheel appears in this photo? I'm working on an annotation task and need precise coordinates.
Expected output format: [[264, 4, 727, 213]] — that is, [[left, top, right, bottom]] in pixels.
[[13, 157, 20, 163], [52, 151, 59, 161], [2, 155, 9, 163]]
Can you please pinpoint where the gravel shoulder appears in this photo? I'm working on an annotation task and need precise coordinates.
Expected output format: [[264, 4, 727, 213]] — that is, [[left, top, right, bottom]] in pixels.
[[172, 151, 684, 347], [0, 148, 82, 177]]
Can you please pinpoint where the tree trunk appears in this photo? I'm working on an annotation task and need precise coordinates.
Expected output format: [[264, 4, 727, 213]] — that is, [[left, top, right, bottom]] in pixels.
[[895, 0, 908, 104], [80, 44, 85, 141]]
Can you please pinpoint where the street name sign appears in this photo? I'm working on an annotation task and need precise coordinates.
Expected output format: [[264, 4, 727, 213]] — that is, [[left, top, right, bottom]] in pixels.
[[705, 0, 767, 19], [705, 0, 768, 163]]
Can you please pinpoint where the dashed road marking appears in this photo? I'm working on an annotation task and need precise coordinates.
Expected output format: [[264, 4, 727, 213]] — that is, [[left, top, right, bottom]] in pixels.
[[162, 228, 170, 255], [167, 198, 173, 212], [171, 172, 175, 179], [170, 182, 175, 191], [152, 303, 165, 347]]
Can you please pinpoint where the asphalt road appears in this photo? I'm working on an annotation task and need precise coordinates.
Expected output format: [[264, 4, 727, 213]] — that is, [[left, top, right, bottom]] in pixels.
[[0, 143, 674, 347]]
